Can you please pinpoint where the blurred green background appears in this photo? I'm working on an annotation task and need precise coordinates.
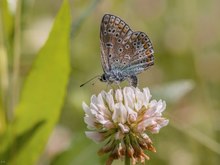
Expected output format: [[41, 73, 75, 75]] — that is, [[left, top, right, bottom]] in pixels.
[[1, 0, 220, 164]]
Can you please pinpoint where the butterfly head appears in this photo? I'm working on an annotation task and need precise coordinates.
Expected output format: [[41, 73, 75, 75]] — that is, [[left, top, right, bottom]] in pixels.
[[99, 74, 108, 82]]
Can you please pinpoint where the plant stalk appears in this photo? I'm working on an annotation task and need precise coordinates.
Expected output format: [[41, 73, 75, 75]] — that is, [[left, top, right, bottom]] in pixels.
[[125, 153, 130, 165], [11, 0, 22, 120]]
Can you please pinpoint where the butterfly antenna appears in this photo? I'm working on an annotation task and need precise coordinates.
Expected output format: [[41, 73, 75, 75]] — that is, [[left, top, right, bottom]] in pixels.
[[80, 75, 101, 87]]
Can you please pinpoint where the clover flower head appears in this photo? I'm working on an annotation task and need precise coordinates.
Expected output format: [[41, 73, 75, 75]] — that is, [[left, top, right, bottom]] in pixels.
[[83, 86, 169, 165]]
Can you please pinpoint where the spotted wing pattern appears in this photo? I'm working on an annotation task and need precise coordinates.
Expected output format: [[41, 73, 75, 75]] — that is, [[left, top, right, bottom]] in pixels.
[[100, 14, 154, 75]]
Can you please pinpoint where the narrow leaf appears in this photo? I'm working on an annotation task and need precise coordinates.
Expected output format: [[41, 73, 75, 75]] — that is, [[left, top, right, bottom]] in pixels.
[[0, 0, 14, 40], [10, 0, 71, 164]]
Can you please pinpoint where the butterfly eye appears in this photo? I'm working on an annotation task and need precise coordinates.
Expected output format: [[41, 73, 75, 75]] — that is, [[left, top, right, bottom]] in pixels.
[[100, 74, 107, 81]]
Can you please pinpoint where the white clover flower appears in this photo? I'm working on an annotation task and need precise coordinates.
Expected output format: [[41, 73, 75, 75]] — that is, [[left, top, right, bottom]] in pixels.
[[83, 87, 169, 165]]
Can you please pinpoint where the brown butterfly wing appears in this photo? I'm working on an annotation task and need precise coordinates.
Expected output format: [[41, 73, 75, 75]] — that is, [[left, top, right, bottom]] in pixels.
[[100, 14, 134, 72], [100, 14, 154, 75]]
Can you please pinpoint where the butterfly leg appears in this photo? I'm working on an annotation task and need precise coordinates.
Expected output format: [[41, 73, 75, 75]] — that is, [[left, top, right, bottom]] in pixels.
[[128, 75, 138, 87], [106, 82, 114, 91], [117, 84, 121, 89], [106, 83, 110, 91], [115, 81, 121, 89]]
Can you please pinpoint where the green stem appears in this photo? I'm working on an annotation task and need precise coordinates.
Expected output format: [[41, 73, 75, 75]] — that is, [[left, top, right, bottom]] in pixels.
[[0, 0, 10, 125], [125, 153, 130, 165], [10, 0, 21, 120], [124, 134, 131, 165]]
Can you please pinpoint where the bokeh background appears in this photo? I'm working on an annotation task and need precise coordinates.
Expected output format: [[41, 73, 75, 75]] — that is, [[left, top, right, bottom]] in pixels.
[[1, 0, 220, 164]]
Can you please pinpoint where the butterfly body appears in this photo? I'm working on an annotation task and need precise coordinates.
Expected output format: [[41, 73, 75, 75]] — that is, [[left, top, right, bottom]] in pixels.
[[99, 14, 154, 87], [100, 68, 131, 83]]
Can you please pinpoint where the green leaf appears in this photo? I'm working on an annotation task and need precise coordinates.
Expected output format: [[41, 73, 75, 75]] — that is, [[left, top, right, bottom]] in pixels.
[[0, 97, 6, 136], [0, 100, 7, 158], [0, 0, 14, 40], [51, 133, 101, 165], [9, 0, 71, 164]]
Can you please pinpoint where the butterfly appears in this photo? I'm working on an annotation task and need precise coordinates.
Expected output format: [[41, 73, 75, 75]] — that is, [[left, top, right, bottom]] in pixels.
[[80, 14, 154, 88], [99, 14, 154, 87]]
